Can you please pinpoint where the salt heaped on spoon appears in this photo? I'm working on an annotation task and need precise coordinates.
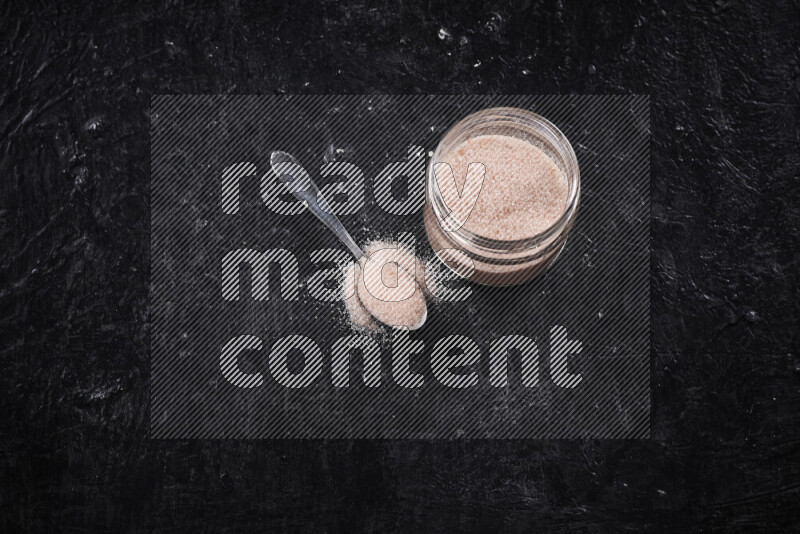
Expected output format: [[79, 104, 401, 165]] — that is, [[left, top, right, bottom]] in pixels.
[[270, 151, 427, 330], [343, 240, 429, 331]]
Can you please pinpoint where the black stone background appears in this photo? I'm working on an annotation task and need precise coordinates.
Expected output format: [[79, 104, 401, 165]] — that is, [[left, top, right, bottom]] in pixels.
[[1, 1, 797, 531]]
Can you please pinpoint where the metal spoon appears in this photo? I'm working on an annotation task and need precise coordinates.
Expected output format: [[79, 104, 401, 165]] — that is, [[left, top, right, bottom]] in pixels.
[[270, 150, 364, 260], [269, 150, 426, 330]]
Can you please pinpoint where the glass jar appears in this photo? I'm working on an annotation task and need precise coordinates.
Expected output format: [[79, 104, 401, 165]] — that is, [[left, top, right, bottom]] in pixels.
[[423, 107, 581, 286]]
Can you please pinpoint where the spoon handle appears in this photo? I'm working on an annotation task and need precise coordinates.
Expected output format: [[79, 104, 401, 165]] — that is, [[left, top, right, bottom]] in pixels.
[[270, 151, 365, 260]]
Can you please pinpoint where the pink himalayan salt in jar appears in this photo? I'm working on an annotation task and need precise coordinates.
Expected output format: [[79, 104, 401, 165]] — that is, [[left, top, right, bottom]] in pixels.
[[424, 107, 580, 286]]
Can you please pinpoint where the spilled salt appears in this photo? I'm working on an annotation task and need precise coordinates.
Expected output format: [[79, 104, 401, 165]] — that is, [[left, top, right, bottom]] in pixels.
[[342, 261, 377, 332]]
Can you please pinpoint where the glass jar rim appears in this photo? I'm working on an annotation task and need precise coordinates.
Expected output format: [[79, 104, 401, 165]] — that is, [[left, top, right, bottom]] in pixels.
[[426, 106, 581, 254]]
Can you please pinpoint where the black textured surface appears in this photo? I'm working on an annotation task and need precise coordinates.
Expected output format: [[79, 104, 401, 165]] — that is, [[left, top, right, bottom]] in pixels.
[[1, 1, 798, 532]]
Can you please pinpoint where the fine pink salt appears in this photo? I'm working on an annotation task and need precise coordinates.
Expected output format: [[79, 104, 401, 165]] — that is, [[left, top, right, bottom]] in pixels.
[[439, 134, 568, 240], [342, 241, 428, 331]]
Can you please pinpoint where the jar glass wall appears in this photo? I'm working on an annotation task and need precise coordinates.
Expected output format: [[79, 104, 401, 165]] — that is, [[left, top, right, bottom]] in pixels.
[[424, 107, 581, 286]]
